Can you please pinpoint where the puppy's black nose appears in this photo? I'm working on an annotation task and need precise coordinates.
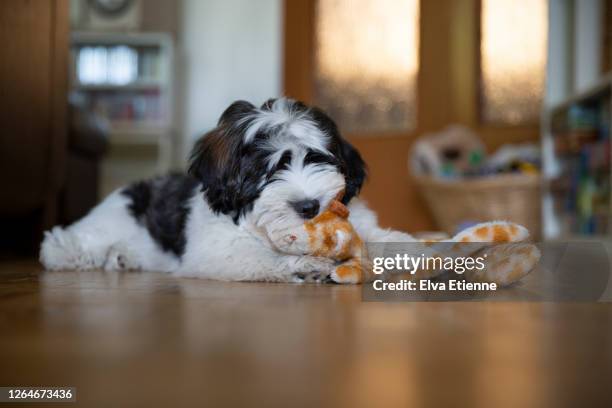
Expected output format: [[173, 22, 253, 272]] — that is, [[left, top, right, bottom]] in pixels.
[[292, 199, 320, 219]]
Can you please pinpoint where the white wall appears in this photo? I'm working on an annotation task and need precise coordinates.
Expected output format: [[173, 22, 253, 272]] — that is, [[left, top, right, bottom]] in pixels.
[[179, 0, 282, 162], [545, 0, 573, 107], [574, 0, 602, 92]]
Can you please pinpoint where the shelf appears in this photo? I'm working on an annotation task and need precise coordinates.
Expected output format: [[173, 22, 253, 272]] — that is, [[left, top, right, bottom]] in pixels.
[[548, 72, 612, 116], [108, 128, 170, 146], [543, 73, 612, 238], [71, 31, 172, 47], [109, 135, 161, 146], [110, 122, 170, 136], [70, 31, 175, 174]]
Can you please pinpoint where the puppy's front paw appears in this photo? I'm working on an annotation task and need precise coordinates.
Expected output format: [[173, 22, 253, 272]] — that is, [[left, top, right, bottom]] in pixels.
[[104, 245, 139, 271], [292, 271, 334, 284], [289, 255, 336, 283]]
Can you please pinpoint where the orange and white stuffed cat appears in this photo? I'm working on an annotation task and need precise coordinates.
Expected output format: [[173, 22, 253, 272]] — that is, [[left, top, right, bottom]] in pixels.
[[282, 196, 540, 285], [302, 198, 372, 283]]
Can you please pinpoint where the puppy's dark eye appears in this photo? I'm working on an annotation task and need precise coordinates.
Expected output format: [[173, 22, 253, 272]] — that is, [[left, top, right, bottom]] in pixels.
[[304, 149, 337, 167], [275, 150, 292, 171], [266, 150, 292, 182]]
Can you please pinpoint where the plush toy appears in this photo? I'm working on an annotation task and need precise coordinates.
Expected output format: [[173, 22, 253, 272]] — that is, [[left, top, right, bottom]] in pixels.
[[282, 196, 540, 285], [283, 195, 371, 284], [417, 221, 541, 286]]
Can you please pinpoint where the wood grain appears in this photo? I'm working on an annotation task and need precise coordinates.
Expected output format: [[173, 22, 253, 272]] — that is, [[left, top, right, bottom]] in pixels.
[[0, 260, 610, 407]]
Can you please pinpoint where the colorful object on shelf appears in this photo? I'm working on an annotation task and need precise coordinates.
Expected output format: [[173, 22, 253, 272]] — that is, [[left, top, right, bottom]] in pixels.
[[551, 98, 611, 236]]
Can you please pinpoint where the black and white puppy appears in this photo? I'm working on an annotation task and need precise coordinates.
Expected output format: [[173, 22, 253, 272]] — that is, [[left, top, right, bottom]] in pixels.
[[40, 98, 414, 282]]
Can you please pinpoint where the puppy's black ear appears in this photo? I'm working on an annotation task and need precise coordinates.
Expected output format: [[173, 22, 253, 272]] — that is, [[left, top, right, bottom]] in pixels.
[[188, 100, 262, 221], [336, 138, 367, 204], [189, 100, 256, 185], [188, 127, 237, 195], [218, 100, 256, 126]]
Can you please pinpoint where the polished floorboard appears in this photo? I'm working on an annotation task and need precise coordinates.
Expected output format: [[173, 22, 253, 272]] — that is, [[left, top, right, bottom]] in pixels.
[[0, 260, 611, 408]]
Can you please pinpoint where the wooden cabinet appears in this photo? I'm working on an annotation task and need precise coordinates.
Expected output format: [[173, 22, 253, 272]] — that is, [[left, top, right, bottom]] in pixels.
[[0, 0, 69, 250]]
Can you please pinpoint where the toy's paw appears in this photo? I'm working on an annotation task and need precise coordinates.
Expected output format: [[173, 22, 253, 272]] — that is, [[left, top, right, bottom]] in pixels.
[[329, 263, 363, 284], [466, 243, 541, 286]]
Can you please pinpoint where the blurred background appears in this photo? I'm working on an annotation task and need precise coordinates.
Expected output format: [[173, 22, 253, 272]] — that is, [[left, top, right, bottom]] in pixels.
[[0, 0, 610, 254]]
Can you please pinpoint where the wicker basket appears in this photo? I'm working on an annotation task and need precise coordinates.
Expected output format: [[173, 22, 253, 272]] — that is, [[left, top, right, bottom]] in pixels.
[[414, 174, 542, 238]]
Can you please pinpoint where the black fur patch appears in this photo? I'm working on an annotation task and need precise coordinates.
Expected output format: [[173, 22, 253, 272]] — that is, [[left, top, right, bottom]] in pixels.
[[269, 150, 293, 175], [188, 101, 270, 223], [121, 174, 199, 257], [304, 149, 339, 168], [309, 106, 367, 204]]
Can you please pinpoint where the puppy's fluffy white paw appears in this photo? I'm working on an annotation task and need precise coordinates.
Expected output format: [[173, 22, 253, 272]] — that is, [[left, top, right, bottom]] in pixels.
[[104, 245, 140, 271], [289, 255, 336, 283], [291, 271, 333, 284], [40, 227, 93, 270]]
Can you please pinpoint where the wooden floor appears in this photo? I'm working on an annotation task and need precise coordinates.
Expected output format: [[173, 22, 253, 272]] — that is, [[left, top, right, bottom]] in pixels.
[[1, 260, 611, 408]]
